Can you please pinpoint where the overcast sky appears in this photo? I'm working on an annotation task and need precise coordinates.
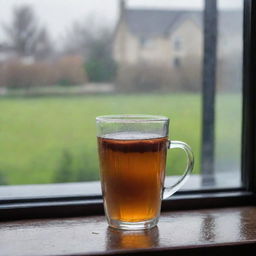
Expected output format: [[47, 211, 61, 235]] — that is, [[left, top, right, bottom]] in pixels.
[[0, 0, 242, 42]]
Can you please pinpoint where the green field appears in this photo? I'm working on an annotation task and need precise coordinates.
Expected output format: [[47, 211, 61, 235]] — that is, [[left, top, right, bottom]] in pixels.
[[0, 93, 241, 185]]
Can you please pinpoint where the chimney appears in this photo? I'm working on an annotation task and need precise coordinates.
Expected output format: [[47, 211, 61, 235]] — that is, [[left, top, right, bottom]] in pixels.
[[120, 0, 126, 17]]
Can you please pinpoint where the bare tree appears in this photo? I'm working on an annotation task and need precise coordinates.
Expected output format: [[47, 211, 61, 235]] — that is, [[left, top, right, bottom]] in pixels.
[[34, 28, 53, 60], [3, 5, 53, 59], [62, 22, 88, 57], [62, 18, 102, 57]]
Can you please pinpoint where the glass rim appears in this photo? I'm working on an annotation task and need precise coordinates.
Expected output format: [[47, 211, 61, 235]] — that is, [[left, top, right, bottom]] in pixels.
[[96, 114, 169, 123]]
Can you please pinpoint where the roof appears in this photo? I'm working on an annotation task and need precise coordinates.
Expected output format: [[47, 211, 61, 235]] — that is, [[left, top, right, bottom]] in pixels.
[[123, 8, 242, 40], [125, 9, 200, 39]]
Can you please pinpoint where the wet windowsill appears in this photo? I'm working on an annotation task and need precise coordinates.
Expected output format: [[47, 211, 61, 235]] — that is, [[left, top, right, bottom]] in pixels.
[[1, 206, 256, 256]]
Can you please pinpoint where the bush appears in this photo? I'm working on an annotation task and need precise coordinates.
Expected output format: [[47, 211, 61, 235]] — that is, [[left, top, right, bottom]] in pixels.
[[116, 64, 171, 93], [217, 54, 242, 92], [116, 57, 201, 93], [0, 55, 88, 89], [0, 64, 6, 87], [56, 55, 87, 86], [178, 55, 202, 92], [1, 59, 57, 88], [85, 57, 116, 82]]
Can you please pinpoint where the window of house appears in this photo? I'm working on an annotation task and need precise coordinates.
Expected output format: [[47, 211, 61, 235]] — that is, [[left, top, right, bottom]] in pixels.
[[173, 57, 181, 67], [173, 37, 183, 51], [0, 0, 246, 202], [140, 37, 154, 48]]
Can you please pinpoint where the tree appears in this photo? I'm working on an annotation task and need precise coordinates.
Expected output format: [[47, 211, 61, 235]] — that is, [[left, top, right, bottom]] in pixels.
[[62, 22, 89, 57], [62, 20, 116, 82], [34, 28, 53, 60], [3, 5, 53, 59], [84, 28, 117, 82]]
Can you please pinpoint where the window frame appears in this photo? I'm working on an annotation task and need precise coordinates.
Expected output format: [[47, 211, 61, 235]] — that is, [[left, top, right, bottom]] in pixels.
[[241, 0, 256, 192], [0, 0, 256, 222]]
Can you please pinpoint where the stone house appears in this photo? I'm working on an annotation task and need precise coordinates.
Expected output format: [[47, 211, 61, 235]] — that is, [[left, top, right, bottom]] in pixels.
[[113, 0, 242, 79], [113, 0, 202, 69]]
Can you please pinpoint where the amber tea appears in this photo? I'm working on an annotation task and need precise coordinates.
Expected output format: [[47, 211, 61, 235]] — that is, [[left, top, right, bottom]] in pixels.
[[98, 132, 167, 223]]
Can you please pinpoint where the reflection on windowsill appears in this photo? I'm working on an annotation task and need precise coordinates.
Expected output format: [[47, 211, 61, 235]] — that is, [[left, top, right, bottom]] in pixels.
[[106, 226, 159, 250]]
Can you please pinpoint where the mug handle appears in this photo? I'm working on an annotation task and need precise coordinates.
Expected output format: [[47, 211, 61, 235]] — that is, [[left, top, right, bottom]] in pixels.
[[163, 140, 194, 199]]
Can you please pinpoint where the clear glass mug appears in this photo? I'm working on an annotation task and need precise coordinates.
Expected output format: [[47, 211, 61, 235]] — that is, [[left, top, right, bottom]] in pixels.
[[96, 115, 194, 230]]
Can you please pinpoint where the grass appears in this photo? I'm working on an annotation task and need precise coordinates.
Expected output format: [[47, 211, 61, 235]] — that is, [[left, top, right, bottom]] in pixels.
[[0, 93, 241, 185]]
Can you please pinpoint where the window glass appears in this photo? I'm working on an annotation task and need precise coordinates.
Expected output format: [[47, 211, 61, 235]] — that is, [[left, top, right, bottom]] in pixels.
[[0, 0, 243, 194], [214, 0, 243, 188]]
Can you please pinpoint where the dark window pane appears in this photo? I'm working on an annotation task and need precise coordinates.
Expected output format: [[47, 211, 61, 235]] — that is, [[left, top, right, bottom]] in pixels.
[[173, 57, 181, 67], [174, 38, 182, 50]]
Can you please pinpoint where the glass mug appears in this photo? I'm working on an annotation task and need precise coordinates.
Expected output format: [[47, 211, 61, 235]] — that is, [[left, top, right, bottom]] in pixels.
[[96, 115, 194, 230]]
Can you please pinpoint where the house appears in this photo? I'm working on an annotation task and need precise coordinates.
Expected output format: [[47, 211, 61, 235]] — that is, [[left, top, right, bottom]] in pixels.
[[0, 43, 36, 65], [113, 0, 202, 68], [0, 43, 17, 63], [113, 0, 242, 72]]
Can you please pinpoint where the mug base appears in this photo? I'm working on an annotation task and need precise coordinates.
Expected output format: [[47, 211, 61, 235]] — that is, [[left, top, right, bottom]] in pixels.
[[108, 217, 158, 230]]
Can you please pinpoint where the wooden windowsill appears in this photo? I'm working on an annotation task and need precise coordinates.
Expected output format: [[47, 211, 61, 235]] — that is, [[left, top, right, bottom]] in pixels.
[[1, 206, 256, 256]]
